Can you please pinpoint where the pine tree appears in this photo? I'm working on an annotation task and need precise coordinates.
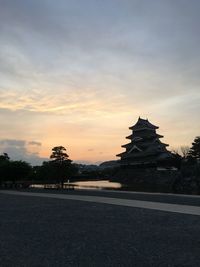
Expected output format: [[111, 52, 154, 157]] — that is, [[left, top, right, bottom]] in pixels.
[[189, 136, 200, 159], [50, 146, 70, 163], [49, 146, 75, 188]]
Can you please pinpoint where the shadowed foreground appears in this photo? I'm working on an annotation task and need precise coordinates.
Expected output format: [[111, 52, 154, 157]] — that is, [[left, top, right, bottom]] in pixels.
[[0, 192, 200, 267]]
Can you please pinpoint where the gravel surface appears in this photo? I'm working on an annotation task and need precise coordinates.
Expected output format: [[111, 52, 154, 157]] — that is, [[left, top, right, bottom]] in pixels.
[[1, 192, 200, 267]]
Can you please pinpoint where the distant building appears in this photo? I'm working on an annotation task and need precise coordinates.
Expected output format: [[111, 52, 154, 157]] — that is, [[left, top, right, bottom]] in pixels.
[[116, 117, 172, 168]]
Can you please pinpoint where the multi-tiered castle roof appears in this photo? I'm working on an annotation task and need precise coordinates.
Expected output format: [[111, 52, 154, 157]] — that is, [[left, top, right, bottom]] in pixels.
[[117, 117, 172, 167]]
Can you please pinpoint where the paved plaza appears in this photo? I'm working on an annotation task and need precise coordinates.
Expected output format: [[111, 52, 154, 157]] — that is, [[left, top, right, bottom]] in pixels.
[[1, 189, 200, 266]]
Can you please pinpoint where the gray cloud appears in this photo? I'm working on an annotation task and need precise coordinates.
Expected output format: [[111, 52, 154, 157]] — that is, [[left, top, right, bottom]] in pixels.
[[0, 139, 26, 147], [1, 1, 199, 111], [1, 0, 200, 103], [0, 139, 46, 165], [28, 141, 42, 146], [1, 1, 200, 69]]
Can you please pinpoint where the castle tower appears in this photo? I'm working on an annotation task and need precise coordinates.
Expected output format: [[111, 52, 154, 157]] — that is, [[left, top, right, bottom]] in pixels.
[[116, 117, 172, 167]]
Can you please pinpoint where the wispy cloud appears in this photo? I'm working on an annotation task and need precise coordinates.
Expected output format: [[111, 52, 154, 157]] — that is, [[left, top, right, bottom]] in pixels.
[[0, 0, 200, 163]]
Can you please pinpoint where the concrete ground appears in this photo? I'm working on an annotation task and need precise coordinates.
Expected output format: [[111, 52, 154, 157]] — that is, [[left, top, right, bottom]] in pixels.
[[0, 189, 200, 267]]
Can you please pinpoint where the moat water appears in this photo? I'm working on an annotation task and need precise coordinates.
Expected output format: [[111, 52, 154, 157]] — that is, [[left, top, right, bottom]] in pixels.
[[31, 180, 122, 190]]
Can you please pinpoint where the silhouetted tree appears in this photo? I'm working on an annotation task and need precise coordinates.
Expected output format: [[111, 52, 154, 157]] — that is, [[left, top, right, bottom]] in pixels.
[[7, 161, 32, 186], [0, 153, 10, 161], [170, 151, 182, 169], [34, 161, 55, 183], [49, 146, 77, 188], [0, 153, 10, 186], [188, 136, 200, 160], [180, 146, 190, 159], [0, 154, 31, 187], [29, 166, 43, 181], [50, 146, 70, 162]]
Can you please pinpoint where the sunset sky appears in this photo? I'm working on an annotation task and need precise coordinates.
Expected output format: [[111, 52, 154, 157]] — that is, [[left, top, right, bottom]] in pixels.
[[0, 0, 200, 165]]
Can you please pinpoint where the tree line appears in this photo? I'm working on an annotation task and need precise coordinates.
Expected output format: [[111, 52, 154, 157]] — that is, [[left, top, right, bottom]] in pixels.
[[0, 137, 200, 192], [0, 146, 78, 189], [171, 136, 200, 194], [170, 136, 200, 167]]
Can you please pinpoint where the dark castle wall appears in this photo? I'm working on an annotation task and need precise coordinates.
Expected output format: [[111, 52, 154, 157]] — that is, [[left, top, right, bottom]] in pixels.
[[112, 167, 179, 193]]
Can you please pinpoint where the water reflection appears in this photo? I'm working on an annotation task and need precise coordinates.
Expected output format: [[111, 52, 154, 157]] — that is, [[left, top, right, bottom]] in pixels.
[[31, 180, 121, 190], [72, 180, 121, 190]]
